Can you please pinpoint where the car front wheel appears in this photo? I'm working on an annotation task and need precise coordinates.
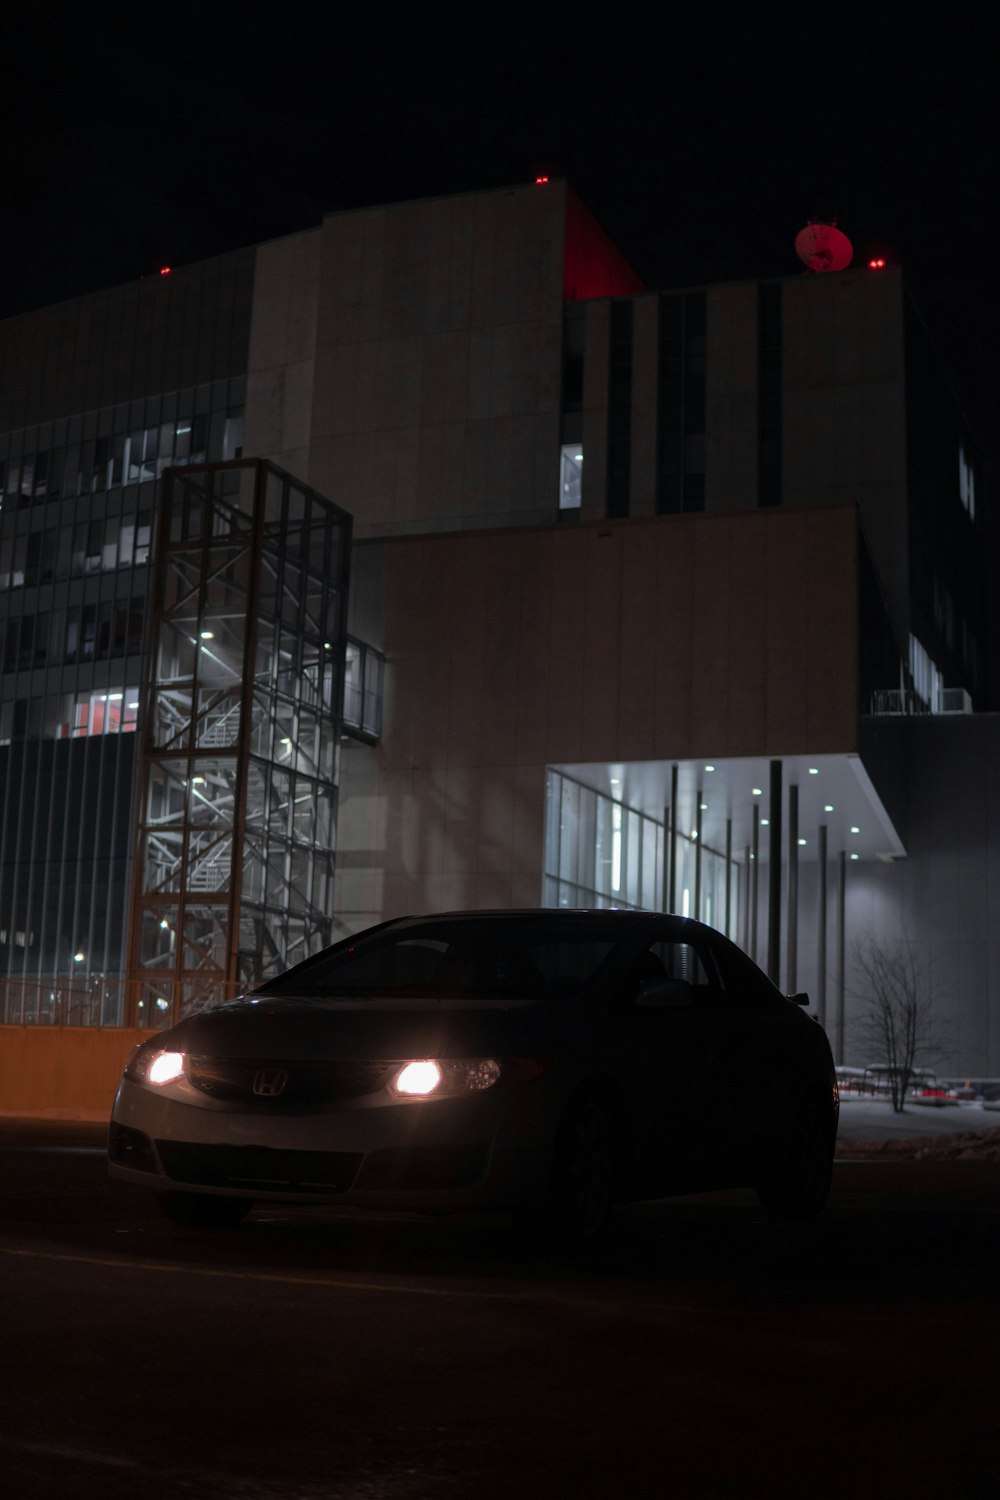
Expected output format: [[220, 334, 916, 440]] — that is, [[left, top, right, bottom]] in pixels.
[[756, 1086, 836, 1221], [545, 1097, 618, 1242], [156, 1192, 253, 1229]]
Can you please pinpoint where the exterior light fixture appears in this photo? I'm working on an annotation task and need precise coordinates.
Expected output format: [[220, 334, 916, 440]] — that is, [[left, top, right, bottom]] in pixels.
[[752, 788, 762, 797], [73, 952, 85, 963], [808, 768, 819, 775], [159, 266, 171, 275], [824, 804, 834, 813], [850, 853, 860, 860], [199, 630, 214, 640], [700, 802, 708, 811], [160, 919, 170, 930], [798, 838, 807, 846], [850, 826, 860, 834], [705, 765, 715, 773], [761, 818, 770, 826]]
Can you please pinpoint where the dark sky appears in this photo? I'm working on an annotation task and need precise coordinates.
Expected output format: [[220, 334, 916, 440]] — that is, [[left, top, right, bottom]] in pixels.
[[4, 5, 997, 445]]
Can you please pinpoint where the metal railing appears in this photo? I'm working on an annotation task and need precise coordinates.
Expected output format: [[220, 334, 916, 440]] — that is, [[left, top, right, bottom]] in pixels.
[[0, 974, 249, 1029], [869, 686, 974, 717]]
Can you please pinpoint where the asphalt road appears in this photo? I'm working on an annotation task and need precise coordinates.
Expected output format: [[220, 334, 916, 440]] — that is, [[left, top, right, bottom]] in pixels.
[[1, 1120, 998, 1500]]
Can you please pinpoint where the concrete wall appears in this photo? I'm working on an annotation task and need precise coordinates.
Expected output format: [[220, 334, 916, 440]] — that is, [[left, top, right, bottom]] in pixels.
[[0, 1026, 157, 1121], [244, 229, 322, 483], [307, 186, 567, 539], [333, 505, 860, 936]]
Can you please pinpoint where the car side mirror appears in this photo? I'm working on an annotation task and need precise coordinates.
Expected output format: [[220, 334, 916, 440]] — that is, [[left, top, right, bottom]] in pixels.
[[789, 992, 811, 1007], [636, 976, 695, 1010]]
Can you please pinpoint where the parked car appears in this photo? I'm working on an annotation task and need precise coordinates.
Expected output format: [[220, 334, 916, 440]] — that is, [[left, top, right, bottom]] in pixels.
[[109, 910, 839, 1239]]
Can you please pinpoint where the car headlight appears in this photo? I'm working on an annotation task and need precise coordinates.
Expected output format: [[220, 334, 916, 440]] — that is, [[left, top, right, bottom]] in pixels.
[[391, 1058, 502, 1098], [125, 1047, 186, 1087]]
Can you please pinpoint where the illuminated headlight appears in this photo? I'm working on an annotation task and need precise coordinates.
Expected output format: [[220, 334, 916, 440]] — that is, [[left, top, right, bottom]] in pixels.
[[125, 1047, 186, 1087], [391, 1058, 502, 1098]]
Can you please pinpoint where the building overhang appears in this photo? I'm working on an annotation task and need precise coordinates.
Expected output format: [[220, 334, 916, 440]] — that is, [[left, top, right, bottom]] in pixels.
[[553, 752, 906, 864]]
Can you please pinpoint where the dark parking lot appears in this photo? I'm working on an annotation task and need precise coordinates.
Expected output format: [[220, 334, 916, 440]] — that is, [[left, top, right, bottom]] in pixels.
[[1, 1119, 999, 1500]]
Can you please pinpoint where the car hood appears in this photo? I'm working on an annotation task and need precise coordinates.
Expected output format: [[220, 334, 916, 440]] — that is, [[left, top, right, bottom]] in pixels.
[[166, 993, 570, 1061]]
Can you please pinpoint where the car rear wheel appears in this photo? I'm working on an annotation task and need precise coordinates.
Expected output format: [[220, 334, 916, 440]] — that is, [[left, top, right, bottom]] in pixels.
[[156, 1192, 253, 1229], [756, 1086, 836, 1221]]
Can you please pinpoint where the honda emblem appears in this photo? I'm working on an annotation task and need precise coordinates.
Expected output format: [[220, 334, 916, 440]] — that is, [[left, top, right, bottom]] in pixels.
[[252, 1067, 289, 1098]]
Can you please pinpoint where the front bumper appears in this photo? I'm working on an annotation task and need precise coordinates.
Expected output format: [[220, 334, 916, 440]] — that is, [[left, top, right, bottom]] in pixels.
[[108, 1076, 554, 1213]]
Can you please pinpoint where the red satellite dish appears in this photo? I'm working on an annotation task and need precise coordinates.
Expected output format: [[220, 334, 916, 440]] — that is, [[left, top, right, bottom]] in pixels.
[[794, 222, 853, 274]]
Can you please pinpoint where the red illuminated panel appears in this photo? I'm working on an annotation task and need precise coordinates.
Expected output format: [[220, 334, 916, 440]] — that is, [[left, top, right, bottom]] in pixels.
[[563, 186, 645, 301]]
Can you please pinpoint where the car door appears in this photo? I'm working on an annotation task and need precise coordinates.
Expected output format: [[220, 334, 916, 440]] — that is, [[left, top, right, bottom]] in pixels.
[[622, 925, 812, 1193], [620, 933, 744, 1194]]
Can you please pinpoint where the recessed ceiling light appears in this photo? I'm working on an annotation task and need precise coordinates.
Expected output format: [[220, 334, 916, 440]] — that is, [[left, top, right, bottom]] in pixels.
[[824, 804, 834, 813], [808, 767, 819, 775], [850, 853, 859, 861], [798, 838, 807, 845], [700, 803, 708, 811], [761, 818, 770, 826], [705, 764, 715, 772], [752, 788, 762, 796], [850, 826, 860, 834]]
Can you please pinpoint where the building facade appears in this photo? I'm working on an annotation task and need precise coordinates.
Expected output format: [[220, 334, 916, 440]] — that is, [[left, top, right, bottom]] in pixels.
[[0, 180, 995, 1073]]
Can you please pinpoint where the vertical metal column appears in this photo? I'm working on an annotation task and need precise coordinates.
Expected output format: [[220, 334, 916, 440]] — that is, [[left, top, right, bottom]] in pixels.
[[694, 787, 703, 921], [667, 763, 678, 914], [725, 818, 732, 938], [742, 844, 750, 949], [835, 848, 847, 1063], [786, 782, 798, 992], [767, 759, 782, 988], [817, 823, 828, 1028], [660, 805, 669, 914], [750, 805, 760, 962]]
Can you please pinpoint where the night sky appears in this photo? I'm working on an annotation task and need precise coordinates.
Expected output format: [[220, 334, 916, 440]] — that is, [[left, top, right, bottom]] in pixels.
[[4, 7, 996, 449]]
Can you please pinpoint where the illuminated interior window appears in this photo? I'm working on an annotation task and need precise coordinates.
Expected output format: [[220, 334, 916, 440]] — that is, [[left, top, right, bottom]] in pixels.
[[908, 636, 942, 713], [559, 445, 583, 510], [66, 689, 140, 739], [959, 445, 976, 520]]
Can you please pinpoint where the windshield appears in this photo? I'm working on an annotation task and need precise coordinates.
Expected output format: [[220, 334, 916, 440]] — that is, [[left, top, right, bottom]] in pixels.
[[258, 916, 639, 1001]]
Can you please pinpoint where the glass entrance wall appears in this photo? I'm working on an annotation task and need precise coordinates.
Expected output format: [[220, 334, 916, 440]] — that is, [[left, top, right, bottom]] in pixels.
[[128, 460, 351, 1025], [543, 768, 739, 930]]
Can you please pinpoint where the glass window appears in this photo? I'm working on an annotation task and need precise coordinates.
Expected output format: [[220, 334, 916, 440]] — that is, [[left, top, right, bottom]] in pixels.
[[559, 444, 583, 510]]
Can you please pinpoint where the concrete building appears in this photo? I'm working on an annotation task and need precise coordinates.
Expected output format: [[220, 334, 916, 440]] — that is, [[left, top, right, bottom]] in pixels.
[[0, 179, 996, 1097]]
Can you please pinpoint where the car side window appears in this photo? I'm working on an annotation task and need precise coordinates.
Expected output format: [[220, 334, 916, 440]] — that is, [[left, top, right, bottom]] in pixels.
[[642, 940, 721, 994], [708, 937, 785, 1009]]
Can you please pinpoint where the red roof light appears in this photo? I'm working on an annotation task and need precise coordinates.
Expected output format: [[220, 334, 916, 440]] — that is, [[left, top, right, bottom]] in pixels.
[[159, 266, 172, 276], [868, 258, 886, 270], [534, 175, 549, 185]]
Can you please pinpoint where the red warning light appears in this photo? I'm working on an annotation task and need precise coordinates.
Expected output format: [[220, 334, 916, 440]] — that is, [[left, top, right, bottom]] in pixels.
[[867, 258, 886, 270], [159, 266, 172, 276], [534, 175, 549, 185]]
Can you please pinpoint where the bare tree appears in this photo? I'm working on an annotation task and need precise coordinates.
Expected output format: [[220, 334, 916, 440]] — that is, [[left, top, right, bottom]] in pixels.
[[851, 934, 945, 1112]]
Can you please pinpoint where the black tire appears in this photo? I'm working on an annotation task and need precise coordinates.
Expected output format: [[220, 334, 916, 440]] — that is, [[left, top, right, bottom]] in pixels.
[[543, 1096, 618, 1243], [756, 1086, 836, 1221], [156, 1192, 253, 1229]]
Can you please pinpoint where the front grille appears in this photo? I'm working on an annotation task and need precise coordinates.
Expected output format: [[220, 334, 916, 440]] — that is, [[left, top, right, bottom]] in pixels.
[[156, 1140, 363, 1193], [186, 1057, 389, 1106]]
